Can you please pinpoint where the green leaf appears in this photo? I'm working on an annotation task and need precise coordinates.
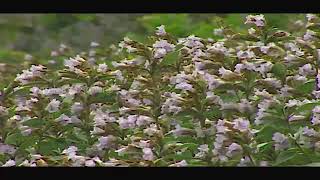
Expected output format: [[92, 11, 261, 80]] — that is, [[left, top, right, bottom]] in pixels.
[[295, 80, 316, 95], [161, 50, 179, 66], [257, 142, 270, 149], [38, 138, 68, 156], [5, 133, 23, 146], [22, 118, 45, 128], [274, 148, 298, 166], [271, 62, 286, 80], [294, 102, 320, 114], [304, 162, 320, 167], [88, 91, 116, 104]]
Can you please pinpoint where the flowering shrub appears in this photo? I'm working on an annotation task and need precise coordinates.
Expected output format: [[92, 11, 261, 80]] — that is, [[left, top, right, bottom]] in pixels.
[[2, 14, 320, 167]]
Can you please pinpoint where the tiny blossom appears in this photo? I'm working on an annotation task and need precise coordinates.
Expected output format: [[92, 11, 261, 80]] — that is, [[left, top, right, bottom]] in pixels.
[[216, 120, 228, 134], [109, 70, 124, 81], [213, 28, 224, 36], [155, 25, 166, 36], [179, 35, 204, 48], [90, 41, 100, 47], [144, 124, 161, 136], [254, 88, 272, 99], [2, 159, 16, 167], [312, 106, 320, 125], [0, 106, 8, 116], [248, 28, 256, 35], [237, 50, 255, 60], [142, 148, 154, 161], [207, 42, 229, 56], [272, 132, 289, 151], [71, 102, 84, 114], [41, 88, 64, 96], [45, 99, 60, 113], [232, 118, 250, 132], [238, 156, 251, 167], [153, 40, 175, 59], [64, 55, 85, 70], [226, 143, 243, 157], [24, 54, 33, 61], [90, 126, 105, 135], [303, 30, 316, 41], [302, 126, 317, 137], [88, 86, 103, 95], [97, 135, 115, 150], [89, 50, 96, 57], [51, 51, 59, 57], [136, 115, 153, 127], [85, 160, 96, 167], [97, 63, 108, 73], [202, 73, 222, 90], [245, 14, 266, 27], [15, 65, 46, 85], [119, 115, 137, 129], [299, 64, 315, 76], [288, 115, 305, 122], [218, 67, 238, 80], [0, 143, 16, 155], [62, 146, 78, 159], [30, 87, 41, 97], [175, 81, 194, 92], [169, 160, 188, 167], [260, 78, 282, 88], [55, 114, 72, 125]]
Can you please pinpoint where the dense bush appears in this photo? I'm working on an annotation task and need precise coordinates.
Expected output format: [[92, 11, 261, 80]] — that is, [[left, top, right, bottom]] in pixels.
[[1, 14, 320, 167]]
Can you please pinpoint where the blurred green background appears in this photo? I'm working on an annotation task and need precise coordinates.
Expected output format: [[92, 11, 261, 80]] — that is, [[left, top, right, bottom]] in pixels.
[[0, 14, 305, 62]]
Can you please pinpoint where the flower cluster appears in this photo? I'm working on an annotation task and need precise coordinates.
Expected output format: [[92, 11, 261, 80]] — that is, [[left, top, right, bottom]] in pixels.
[[1, 14, 320, 167]]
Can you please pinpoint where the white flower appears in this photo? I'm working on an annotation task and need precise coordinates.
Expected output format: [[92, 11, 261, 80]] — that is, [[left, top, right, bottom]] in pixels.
[[119, 115, 137, 129], [64, 56, 84, 70], [175, 82, 194, 92], [97, 63, 108, 73], [153, 40, 175, 59], [90, 41, 100, 47], [288, 115, 305, 122], [97, 135, 115, 150], [2, 159, 15, 167], [226, 143, 243, 157], [24, 54, 33, 61], [0, 106, 8, 116], [142, 148, 154, 161], [155, 25, 166, 36], [90, 126, 105, 135], [248, 28, 256, 35], [303, 30, 316, 41], [88, 86, 103, 95], [71, 102, 84, 114], [85, 160, 96, 167], [213, 28, 224, 36], [302, 126, 317, 137], [41, 88, 65, 96], [299, 64, 315, 76], [237, 50, 255, 60], [306, 14, 318, 22], [136, 115, 153, 127], [218, 67, 239, 80], [169, 160, 188, 167], [55, 114, 72, 125], [272, 132, 289, 151], [179, 35, 204, 48], [233, 118, 250, 132], [45, 99, 60, 113], [245, 14, 265, 27], [62, 146, 78, 160]]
